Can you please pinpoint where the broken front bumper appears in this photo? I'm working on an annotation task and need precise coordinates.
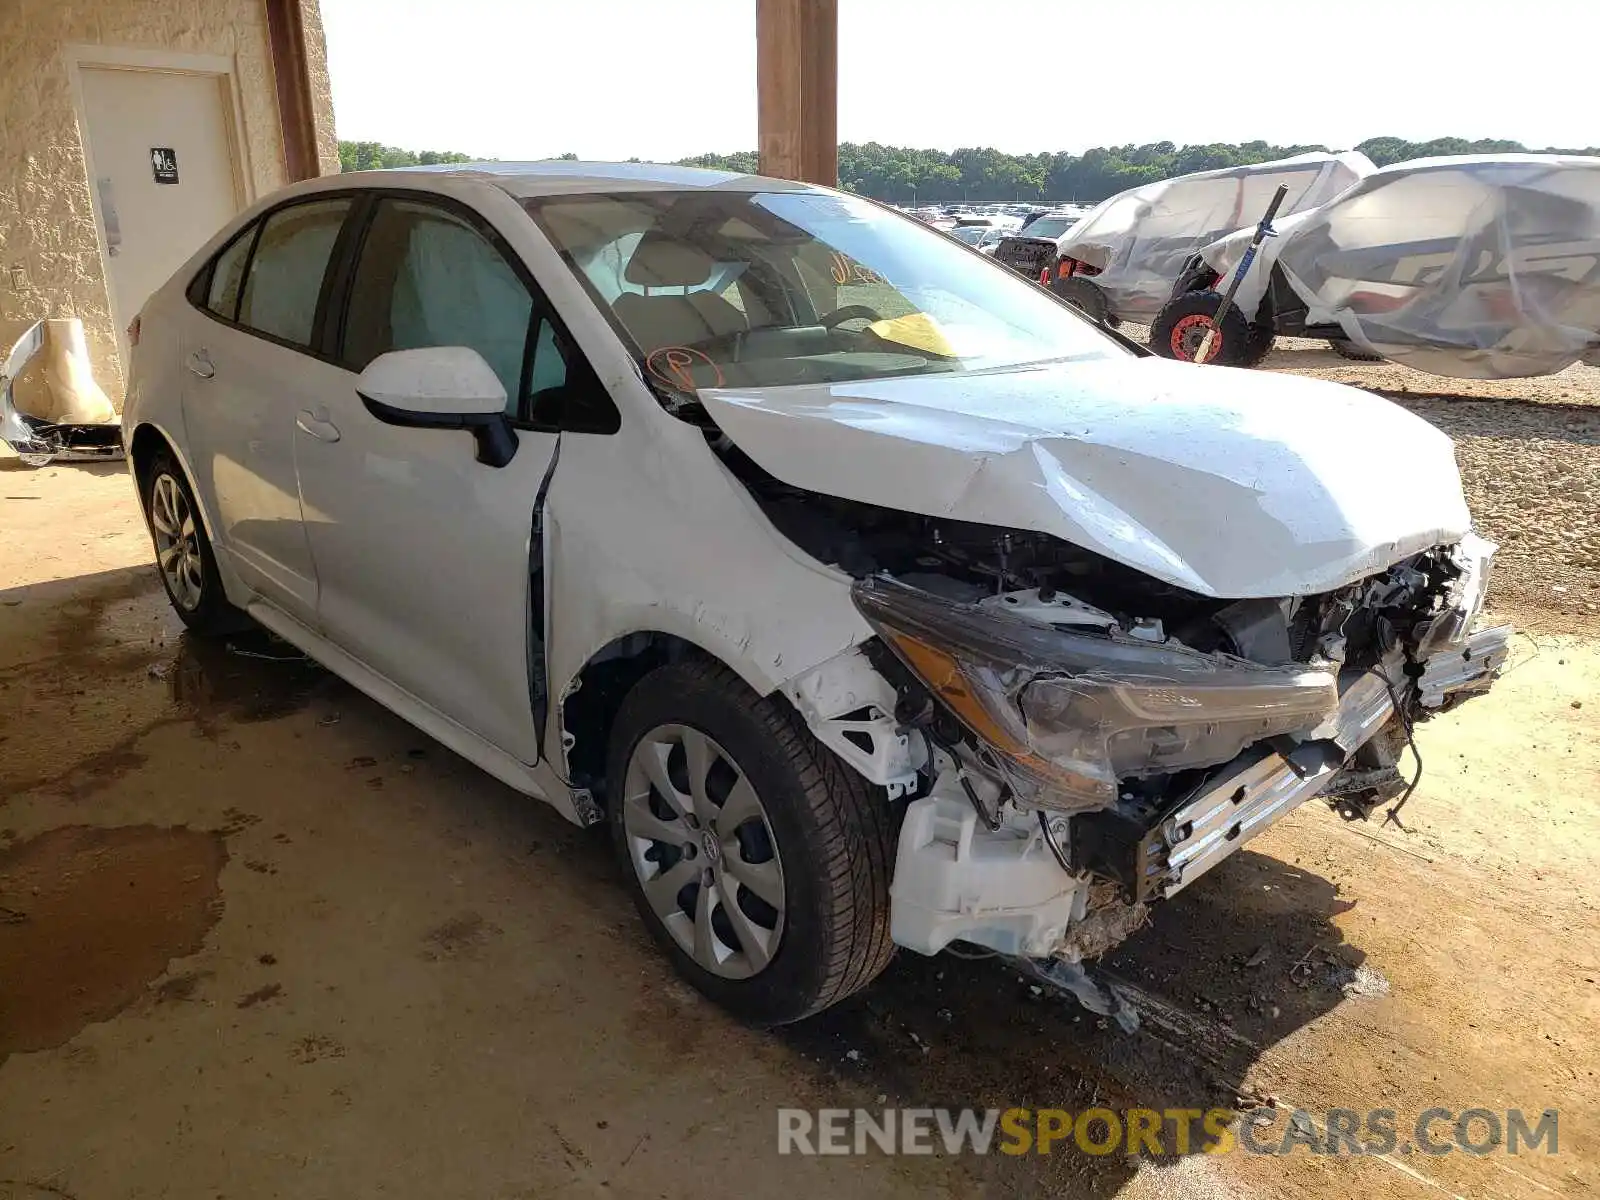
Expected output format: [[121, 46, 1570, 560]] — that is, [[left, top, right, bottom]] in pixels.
[[1145, 624, 1513, 900], [886, 624, 1513, 959]]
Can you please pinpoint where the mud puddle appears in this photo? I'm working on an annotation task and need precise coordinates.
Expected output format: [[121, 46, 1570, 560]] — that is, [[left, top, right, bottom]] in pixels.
[[0, 825, 226, 1063], [160, 628, 330, 728], [1, 569, 332, 798]]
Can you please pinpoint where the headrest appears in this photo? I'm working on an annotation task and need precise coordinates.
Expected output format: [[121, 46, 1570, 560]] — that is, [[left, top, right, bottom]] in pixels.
[[624, 230, 715, 287]]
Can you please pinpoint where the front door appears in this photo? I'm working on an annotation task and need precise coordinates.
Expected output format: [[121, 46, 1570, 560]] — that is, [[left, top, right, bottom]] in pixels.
[[294, 196, 569, 761], [78, 64, 242, 363]]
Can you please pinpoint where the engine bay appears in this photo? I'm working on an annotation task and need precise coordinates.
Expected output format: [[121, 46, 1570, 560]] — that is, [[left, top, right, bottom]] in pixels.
[[718, 434, 1508, 944]]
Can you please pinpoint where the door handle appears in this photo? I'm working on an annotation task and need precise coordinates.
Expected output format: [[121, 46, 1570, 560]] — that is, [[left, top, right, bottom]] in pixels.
[[296, 408, 341, 443], [186, 349, 215, 379]]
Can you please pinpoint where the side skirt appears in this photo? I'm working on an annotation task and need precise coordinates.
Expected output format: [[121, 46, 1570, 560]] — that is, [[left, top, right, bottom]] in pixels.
[[245, 599, 590, 826]]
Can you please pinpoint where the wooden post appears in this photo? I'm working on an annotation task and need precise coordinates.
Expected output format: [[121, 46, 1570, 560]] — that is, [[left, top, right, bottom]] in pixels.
[[756, 0, 837, 185], [264, 0, 321, 181]]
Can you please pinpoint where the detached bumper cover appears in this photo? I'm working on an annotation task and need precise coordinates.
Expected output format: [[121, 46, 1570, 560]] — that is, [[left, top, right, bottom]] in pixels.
[[1144, 625, 1511, 900]]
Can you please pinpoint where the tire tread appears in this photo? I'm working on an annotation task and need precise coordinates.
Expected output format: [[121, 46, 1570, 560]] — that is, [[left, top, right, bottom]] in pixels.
[[610, 657, 896, 1022]]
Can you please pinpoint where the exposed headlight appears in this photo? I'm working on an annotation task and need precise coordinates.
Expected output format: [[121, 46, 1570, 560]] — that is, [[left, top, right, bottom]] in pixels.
[[853, 577, 1338, 812]]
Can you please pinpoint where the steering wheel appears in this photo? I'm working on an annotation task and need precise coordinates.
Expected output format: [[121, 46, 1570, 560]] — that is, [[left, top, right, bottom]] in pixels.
[[818, 304, 884, 330]]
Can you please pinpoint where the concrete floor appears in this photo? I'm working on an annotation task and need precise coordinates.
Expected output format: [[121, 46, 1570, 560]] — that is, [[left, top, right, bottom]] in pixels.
[[2, 460, 1596, 1200]]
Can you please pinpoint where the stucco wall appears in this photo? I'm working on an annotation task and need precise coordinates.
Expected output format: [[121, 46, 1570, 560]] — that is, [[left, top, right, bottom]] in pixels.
[[0, 0, 338, 410], [298, 0, 342, 177]]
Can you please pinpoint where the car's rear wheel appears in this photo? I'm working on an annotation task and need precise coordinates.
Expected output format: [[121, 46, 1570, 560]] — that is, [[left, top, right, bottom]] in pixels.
[[141, 449, 250, 636], [1151, 292, 1273, 367], [607, 659, 895, 1024], [1050, 275, 1109, 324]]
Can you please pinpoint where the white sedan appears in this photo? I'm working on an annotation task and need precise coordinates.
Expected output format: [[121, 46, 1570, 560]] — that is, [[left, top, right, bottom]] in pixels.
[[124, 162, 1510, 1024]]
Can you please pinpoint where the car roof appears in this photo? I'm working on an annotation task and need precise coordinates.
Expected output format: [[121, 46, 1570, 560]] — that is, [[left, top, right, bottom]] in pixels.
[[333, 159, 828, 198]]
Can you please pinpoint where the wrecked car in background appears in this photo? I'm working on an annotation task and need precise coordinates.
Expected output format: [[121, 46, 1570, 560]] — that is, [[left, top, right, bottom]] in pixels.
[[989, 208, 1088, 282], [1045, 152, 1373, 330], [121, 161, 1510, 1027], [1157, 154, 1600, 376]]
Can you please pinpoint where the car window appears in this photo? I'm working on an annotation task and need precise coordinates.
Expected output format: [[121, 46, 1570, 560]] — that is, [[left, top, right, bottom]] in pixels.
[[236, 198, 351, 346], [528, 318, 567, 395], [343, 198, 532, 414], [206, 225, 257, 321], [1022, 216, 1076, 239], [522, 314, 621, 434]]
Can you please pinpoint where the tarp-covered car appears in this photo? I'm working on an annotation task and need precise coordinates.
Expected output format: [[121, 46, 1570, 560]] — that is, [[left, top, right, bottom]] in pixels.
[[122, 162, 1509, 1026], [1046, 152, 1373, 327], [1161, 154, 1600, 377]]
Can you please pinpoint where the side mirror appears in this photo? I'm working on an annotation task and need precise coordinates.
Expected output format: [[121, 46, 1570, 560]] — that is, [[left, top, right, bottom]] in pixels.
[[357, 347, 517, 467]]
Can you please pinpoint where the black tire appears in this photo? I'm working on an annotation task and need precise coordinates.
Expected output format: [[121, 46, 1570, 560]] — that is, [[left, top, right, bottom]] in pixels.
[[607, 658, 895, 1024], [140, 448, 251, 636], [1329, 337, 1384, 362], [1150, 291, 1272, 367], [1050, 275, 1109, 324]]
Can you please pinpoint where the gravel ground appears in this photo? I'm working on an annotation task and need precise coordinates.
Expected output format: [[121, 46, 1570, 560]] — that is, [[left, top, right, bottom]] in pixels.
[[1123, 328, 1600, 633]]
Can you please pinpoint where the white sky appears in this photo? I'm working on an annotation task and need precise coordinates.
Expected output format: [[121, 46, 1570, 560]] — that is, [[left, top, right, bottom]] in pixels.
[[322, 0, 1599, 161]]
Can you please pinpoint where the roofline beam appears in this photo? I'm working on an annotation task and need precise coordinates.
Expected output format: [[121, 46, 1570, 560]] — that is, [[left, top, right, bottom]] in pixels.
[[264, 0, 320, 181]]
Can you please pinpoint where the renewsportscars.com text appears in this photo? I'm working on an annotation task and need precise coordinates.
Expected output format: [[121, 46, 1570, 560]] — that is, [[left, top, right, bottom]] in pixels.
[[777, 1107, 1558, 1157]]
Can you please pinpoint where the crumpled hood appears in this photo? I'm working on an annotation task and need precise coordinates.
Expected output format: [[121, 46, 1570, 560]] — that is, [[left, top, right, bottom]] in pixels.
[[700, 356, 1470, 599]]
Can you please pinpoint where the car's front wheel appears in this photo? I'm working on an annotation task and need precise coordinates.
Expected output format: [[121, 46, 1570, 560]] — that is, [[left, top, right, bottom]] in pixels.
[[141, 449, 249, 636], [607, 659, 895, 1024]]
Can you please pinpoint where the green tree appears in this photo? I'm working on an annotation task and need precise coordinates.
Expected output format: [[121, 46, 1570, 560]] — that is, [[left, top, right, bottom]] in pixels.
[[341, 139, 1600, 200], [338, 140, 483, 172]]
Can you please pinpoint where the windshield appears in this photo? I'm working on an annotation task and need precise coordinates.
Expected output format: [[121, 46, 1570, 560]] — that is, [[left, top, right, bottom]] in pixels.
[[1019, 216, 1078, 240], [526, 190, 1123, 394]]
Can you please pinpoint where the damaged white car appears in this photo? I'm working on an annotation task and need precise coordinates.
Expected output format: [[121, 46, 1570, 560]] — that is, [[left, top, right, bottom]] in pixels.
[[122, 162, 1511, 1025]]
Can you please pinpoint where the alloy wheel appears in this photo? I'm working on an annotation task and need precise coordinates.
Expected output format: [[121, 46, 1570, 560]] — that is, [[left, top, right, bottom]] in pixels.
[[622, 723, 786, 980], [150, 472, 204, 611]]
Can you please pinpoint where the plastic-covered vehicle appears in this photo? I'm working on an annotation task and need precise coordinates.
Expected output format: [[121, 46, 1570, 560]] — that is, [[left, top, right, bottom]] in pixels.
[[1161, 155, 1600, 377], [1045, 152, 1373, 328]]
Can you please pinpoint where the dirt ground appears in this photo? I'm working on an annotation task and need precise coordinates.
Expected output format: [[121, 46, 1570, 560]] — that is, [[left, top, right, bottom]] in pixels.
[[2, 354, 1598, 1199]]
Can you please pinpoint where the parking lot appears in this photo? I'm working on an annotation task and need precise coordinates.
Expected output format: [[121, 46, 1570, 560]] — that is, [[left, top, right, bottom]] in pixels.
[[2, 344, 1597, 1199]]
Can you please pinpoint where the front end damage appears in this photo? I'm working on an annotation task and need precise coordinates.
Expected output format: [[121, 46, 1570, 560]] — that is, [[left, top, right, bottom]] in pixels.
[[687, 354, 1506, 1015], [837, 532, 1509, 990]]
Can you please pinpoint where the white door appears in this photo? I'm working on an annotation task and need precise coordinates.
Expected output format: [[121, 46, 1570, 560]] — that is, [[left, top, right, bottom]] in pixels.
[[78, 65, 242, 358], [182, 197, 356, 628], [295, 196, 568, 761]]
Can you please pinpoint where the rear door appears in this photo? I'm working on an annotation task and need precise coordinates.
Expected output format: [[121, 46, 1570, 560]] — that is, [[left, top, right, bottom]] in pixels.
[[293, 192, 592, 760], [181, 196, 356, 625]]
